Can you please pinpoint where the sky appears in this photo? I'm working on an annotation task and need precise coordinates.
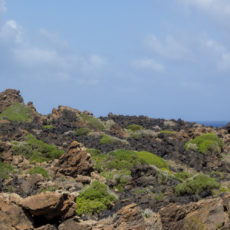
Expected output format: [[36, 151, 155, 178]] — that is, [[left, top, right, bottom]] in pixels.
[[0, 0, 230, 121]]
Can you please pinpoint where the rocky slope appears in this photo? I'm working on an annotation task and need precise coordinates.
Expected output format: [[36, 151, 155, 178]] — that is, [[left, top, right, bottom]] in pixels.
[[1, 88, 230, 229]]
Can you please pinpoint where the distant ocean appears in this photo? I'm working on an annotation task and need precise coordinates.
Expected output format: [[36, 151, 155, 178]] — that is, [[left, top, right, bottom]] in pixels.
[[194, 121, 229, 128]]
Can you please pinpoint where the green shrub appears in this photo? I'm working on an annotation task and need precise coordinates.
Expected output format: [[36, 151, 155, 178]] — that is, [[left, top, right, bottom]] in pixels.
[[80, 114, 104, 131], [185, 133, 223, 154], [153, 192, 165, 202], [159, 130, 175, 134], [126, 124, 145, 132], [43, 125, 53, 130], [175, 174, 220, 196], [0, 103, 33, 122], [75, 127, 90, 136], [0, 162, 13, 179], [136, 151, 168, 169], [13, 134, 64, 162], [100, 134, 126, 145], [29, 166, 49, 178], [76, 181, 116, 215], [174, 172, 192, 182]]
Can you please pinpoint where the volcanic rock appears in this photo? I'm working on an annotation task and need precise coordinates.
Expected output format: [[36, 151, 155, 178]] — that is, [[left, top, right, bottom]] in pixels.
[[0, 89, 24, 113], [56, 141, 93, 177]]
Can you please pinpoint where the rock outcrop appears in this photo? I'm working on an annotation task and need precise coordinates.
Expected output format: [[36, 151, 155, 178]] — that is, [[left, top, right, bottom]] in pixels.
[[56, 141, 93, 177], [0, 89, 24, 113]]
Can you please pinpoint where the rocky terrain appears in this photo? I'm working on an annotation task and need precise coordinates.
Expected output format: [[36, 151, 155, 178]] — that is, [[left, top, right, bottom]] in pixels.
[[1, 89, 230, 229]]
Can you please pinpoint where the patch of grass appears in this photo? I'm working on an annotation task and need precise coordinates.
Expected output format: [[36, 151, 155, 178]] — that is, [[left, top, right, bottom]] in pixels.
[[159, 130, 175, 134], [175, 174, 220, 196], [0, 162, 13, 179], [174, 172, 192, 182], [0, 103, 33, 122], [29, 166, 49, 178], [185, 133, 223, 154], [87, 148, 109, 172], [13, 134, 64, 163], [100, 134, 127, 145], [76, 181, 117, 215], [136, 151, 169, 169], [43, 125, 53, 130], [153, 192, 165, 202], [75, 127, 90, 136], [126, 124, 145, 132], [80, 114, 104, 131]]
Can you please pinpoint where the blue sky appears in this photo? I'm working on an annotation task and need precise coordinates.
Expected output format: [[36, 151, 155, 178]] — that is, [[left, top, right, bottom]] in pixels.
[[0, 0, 230, 121]]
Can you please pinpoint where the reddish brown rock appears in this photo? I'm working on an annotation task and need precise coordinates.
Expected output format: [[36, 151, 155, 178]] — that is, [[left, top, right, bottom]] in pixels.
[[56, 141, 93, 177], [0, 195, 33, 230], [21, 192, 76, 220], [159, 198, 229, 230], [58, 218, 92, 230]]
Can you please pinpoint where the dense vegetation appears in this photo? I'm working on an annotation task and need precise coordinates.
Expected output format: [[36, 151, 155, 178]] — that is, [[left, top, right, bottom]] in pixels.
[[0, 103, 33, 122], [76, 181, 116, 215], [175, 174, 220, 196], [13, 134, 64, 162], [185, 133, 223, 154]]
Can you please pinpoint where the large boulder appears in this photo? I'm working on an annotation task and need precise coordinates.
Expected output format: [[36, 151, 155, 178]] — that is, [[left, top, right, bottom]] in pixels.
[[21, 192, 76, 220], [56, 141, 93, 177], [0, 89, 24, 113], [0, 194, 33, 230], [159, 197, 229, 230]]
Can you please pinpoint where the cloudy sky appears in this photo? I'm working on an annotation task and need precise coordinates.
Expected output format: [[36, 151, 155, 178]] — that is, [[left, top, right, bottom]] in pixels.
[[0, 0, 230, 121]]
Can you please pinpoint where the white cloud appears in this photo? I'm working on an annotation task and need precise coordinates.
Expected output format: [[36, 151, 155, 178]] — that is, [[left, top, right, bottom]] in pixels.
[[178, 0, 230, 19], [0, 5, 107, 84], [132, 58, 165, 72], [145, 35, 189, 60]]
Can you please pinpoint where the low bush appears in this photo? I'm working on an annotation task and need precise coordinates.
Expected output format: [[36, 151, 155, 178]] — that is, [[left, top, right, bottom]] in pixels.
[[126, 124, 145, 132], [76, 181, 117, 215], [75, 127, 90, 136], [0, 161, 13, 179], [159, 130, 175, 134], [100, 134, 127, 145], [13, 134, 64, 162], [29, 166, 49, 178], [175, 174, 220, 196], [80, 114, 104, 131], [185, 133, 223, 154], [43, 125, 53, 130], [0, 103, 33, 122]]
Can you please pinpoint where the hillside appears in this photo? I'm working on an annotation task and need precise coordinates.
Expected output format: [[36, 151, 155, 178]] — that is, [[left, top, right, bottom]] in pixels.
[[1, 89, 230, 229]]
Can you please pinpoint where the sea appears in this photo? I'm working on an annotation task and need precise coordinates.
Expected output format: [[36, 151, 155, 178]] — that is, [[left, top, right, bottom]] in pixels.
[[194, 121, 229, 128]]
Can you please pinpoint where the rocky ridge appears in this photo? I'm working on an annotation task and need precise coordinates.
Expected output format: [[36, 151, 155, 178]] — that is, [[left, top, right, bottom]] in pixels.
[[0, 89, 230, 229]]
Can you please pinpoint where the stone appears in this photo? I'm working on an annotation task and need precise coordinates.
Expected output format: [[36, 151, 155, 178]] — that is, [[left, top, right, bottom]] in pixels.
[[56, 141, 93, 177], [21, 192, 76, 220]]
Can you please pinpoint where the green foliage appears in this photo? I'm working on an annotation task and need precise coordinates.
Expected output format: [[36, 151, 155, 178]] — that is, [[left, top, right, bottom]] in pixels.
[[153, 192, 165, 202], [175, 174, 220, 196], [87, 148, 109, 172], [185, 133, 223, 154], [80, 114, 104, 131], [0, 103, 33, 122], [43, 125, 53, 130], [126, 124, 145, 132], [76, 181, 116, 215], [159, 130, 175, 134], [136, 151, 169, 169], [100, 134, 119, 145], [29, 166, 49, 178], [0, 162, 13, 179], [75, 127, 90, 136], [13, 134, 64, 162], [174, 172, 192, 182]]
